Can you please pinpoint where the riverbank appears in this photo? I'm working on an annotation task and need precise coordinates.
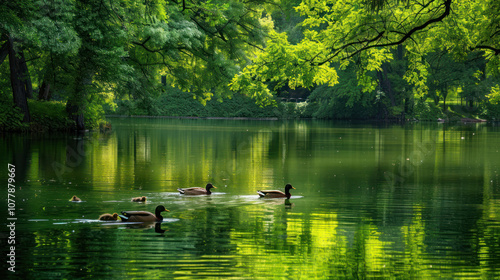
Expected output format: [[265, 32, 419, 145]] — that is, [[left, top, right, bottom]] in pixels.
[[2, 94, 498, 133], [106, 115, 280, 121]]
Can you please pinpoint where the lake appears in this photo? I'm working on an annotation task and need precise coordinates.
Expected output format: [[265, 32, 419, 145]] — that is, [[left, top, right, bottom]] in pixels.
[[1, 118, 500, 279]]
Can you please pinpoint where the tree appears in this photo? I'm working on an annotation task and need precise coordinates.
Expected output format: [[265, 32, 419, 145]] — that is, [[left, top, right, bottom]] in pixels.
[[230, 0, 500, 105], [1, 1, 35, 122], [1, 0, 80, 124], [125, 0, 270, 103], [1, 0, 271, 130], [6, 36, 31, 122]]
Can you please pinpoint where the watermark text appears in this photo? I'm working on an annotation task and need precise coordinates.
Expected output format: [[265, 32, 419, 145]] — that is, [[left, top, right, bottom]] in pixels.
[[6, 163, 16, 273]]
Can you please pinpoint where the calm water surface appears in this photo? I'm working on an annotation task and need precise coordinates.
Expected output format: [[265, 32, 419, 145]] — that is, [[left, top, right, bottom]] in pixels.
[[1, 118, 500, 279]]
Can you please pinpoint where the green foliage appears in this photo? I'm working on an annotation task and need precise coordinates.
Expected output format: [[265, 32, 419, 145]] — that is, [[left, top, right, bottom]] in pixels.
[[306, 65, 379, 119], [83, 101, 105, 130], [409, 100, 444, 121], [0, 100, 28, 132], [0, 67, 27, 131], [270, 0, 305, 44], [232, 0, 500, 109], [487, 84, 500, 104], [108, 87, 294, 118], [230, 29, 338, 105], [3, 0, 500, 129], [308, 84, 378, 119], [2, 0, 272, 131], [483, 103, 500, 120], [28, 100, 74, 131], [0, 95, 76, 132]]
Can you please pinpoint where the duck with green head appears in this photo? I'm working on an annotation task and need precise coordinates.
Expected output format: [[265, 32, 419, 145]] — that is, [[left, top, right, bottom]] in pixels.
[[119, 205, 169, 223], [257, 184, 295, 199], [178, 183, 217, 195]]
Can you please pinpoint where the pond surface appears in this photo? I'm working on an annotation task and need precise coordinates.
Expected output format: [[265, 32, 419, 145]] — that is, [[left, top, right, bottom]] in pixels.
[[1, 118, 500, 279]]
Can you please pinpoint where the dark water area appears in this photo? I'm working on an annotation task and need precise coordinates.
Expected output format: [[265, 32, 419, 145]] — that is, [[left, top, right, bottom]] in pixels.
[[1, 118, 500, 279]]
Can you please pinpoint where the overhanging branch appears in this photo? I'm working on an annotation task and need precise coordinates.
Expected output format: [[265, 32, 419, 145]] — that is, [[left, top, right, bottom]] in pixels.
[[315, 0, 452, 65], [473, 45, 500, 55]]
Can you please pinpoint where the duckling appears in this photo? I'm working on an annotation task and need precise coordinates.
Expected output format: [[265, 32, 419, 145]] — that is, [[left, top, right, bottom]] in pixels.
[[70, 195, 82, 202], [257, 184, 295, 199], [119, 205, 169, 223], [131, 196, 147, 202], [177, 183, 216, 195], [98, 213, 119, 221]]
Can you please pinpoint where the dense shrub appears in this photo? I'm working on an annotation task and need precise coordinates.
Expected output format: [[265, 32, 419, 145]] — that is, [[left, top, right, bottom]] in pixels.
[[107, 88, 297, 118], [0, 100, 73, 132], [483, 103, 500, 120], [84, 101, 106, 129], [409, 100, 444, 121], [28, 100, 75, 131], [308, 84, 378, 119], [0, 99, 28, 131]]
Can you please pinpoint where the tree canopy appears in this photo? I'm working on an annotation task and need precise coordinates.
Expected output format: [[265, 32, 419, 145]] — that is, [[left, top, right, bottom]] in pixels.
[[1, 0, 500, 131], [231, 0, 500, 105], [1, 0, 271, 129]]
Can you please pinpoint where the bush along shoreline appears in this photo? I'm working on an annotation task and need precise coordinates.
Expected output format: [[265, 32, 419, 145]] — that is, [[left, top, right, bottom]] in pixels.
[[2, 91, 499, 133], [0, 99, 106, 133], [105, 89, 499, 123], [105, 89, 310, 119]]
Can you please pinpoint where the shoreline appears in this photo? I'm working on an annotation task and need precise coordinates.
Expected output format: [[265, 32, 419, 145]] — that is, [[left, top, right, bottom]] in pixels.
[[105, 115, 280, 121], [106, 115, 495, 123]]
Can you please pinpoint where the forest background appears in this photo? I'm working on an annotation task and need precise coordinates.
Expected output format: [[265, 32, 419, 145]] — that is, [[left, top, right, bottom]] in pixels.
[[1, 0, 500, 132]]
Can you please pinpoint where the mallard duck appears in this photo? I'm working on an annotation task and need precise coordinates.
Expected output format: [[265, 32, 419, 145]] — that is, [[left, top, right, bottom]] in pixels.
[[119, 205, 169, 223], [131, 196, 147, 202], [98, 213, 119, 221], [257, 184, 295, 199], [177, 183, 216, 195], [70, 195, 82, 202]]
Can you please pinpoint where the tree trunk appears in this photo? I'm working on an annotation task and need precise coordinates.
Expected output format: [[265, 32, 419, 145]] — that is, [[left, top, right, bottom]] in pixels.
[[442, 85, 448, 111], [19, 51, 33, 99], [468, 99, 474, 108], [397, 44, 404, 60], [377, 64, 395, 107], [66, 101, 85, 131], [404, 97, 411, 117], [39, 80, 51, 100], [377, 63, 397, 119], [8, 36, 30, 122], [66, 53, 92, 131]]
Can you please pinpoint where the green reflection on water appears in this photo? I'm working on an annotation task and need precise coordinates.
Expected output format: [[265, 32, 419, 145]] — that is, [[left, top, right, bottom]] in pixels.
[[1, 119, 500, 279]]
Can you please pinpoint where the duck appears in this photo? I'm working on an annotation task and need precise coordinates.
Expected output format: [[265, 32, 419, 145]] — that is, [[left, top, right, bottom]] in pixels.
[[131, 196, 147, 202], [257, 184, 295, 199], [177, 183, 216, 195], [119, 205, 169, 223], [98, 213, 119, 221], [70, 195, 82, 202]]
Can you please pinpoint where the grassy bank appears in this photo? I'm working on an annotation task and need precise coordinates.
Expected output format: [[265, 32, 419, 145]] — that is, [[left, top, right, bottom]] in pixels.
[[0, 98, 105, 132], [106, 89, 310, 119], [107, 88, 500, 122], [2, 92, 499, 133]]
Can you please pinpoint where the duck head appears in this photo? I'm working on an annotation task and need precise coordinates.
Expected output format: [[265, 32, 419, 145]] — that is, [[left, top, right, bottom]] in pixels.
[[284, 184, 295, 198], [155, 205, 169, 216], [206, 183, 217, 194]]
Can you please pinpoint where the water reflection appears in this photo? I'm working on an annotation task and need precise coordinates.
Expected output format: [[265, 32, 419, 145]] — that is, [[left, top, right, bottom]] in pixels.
[[1, 119, 499, 279]]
